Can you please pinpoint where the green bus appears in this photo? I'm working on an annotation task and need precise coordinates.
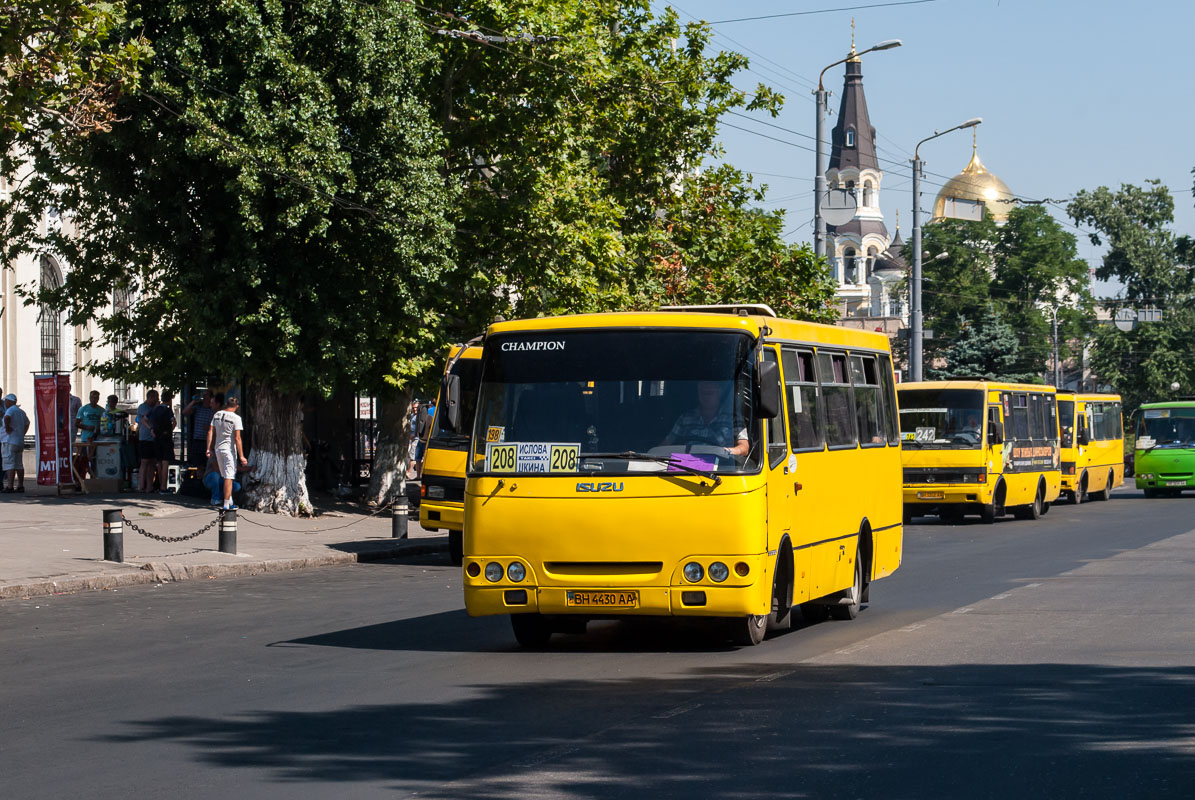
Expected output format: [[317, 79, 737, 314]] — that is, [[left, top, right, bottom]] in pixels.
[[1134, 401, 1195, 497]]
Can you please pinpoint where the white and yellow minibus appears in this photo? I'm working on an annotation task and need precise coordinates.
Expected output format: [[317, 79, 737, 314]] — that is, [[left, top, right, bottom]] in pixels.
[[420, 343, 483, 565], [898, 381, 1062, 523], [1056, 391, 1123, 503], [453, 306, 904, 647]]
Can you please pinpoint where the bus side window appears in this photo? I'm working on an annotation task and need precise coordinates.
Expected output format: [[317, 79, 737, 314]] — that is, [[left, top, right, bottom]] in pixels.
[[762, 348, 787, 468], [818, 351, 857, 448], [1012, 393, 1030, 441], [1044, 395, 1058, 441], [781, 348, 824, 452], [850, 354, 884, 446], [878, 354, 899, 445], [1090, 402, 1106, 441], [1029, 393, 1045, 440], [1113, 403, 1123, 438]]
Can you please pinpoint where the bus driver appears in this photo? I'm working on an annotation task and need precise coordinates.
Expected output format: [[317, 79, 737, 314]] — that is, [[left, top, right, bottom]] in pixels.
[[662, 380, 750, 457]]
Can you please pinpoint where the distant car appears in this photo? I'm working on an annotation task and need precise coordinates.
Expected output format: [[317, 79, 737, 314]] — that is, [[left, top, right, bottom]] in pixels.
[[1124, 453, 1134, 478]]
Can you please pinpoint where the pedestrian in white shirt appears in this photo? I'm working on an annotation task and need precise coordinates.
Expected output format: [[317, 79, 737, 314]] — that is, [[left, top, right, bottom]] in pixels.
[[3, 394, 31, 492], [205, 395, 247, 510]]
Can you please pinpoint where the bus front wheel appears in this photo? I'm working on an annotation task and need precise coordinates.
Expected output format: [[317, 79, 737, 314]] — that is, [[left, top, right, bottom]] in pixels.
[[981, 485, 1006, 524], [729, 614, 768, 646], [511, 614, 552, 648]]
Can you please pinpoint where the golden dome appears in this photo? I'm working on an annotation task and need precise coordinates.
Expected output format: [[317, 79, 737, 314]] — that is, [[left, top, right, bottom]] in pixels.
[[931, 146, 1015, 222]]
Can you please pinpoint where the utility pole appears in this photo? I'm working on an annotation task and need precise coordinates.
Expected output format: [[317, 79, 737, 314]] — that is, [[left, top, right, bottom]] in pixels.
[[1052, 305, 1061, 387]]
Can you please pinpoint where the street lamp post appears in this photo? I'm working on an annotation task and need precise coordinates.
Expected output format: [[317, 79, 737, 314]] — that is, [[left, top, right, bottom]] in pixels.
[[813, 39, 901, 266], [910, 117, 982, 382]]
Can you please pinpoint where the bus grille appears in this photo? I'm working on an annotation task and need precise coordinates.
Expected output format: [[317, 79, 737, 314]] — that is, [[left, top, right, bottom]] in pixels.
[[543, 562, 664, 578]]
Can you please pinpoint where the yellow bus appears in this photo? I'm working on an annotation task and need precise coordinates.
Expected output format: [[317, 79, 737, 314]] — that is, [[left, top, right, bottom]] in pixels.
[[1056, 391, 1123, 503], [898, 381, 1062, 524], [455, 306, 904, 647], [420, 344, 483, 565]]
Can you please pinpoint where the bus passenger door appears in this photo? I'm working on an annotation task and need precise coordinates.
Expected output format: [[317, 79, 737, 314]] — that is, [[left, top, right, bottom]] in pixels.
[[761, 348, 790, 555], [780, 347, 822, 603]]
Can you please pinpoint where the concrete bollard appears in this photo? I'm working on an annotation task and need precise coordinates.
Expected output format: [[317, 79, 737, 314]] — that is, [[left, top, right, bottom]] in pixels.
[[102, 509, 124, 563], [392, 498, 408, 539], [218, 509, 237, 555]]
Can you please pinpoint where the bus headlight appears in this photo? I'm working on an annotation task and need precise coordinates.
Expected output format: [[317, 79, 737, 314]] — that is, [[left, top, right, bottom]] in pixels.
[[507, 562, 526, 582], [427, 485, 445, 499], [683, 562, 704, 583], [484, 562, 503, 582], [708, 562, 729, 583]]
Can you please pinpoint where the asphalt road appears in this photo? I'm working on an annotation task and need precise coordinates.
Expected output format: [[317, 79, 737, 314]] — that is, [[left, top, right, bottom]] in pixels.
[[3, 487, 1194, 799]]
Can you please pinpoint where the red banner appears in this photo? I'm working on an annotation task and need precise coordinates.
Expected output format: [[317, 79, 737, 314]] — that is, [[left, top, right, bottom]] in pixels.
[[34, 375, 72, 485]]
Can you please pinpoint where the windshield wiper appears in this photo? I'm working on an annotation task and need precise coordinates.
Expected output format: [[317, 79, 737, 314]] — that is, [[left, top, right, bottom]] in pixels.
[[583, 451, 723, 487]]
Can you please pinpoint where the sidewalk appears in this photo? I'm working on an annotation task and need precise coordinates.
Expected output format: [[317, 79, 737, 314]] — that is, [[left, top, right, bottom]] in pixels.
[[0, 491, 447, 600]]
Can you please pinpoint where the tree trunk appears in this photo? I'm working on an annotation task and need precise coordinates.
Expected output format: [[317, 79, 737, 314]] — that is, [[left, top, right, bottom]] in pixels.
[[244, 383, 311, 516], [366, 388, 414, 507]]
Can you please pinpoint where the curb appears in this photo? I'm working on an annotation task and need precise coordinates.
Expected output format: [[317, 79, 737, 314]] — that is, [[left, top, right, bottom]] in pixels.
[[0, 539, 449, 600]]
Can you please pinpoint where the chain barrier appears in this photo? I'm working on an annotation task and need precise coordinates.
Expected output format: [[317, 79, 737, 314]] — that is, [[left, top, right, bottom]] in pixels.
[[120, 509, 225, 543]]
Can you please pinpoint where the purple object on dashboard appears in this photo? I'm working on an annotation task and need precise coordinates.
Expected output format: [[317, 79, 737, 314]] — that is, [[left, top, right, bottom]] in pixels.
[[668, 452, 717, 472]]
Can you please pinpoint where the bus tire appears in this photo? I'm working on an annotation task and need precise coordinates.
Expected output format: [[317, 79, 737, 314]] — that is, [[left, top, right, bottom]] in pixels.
[[511, 614, 552, 648], [1092, 470, 1113, 501], [980, 482, 1006, 524], [729, 613, 768, 646], [767, 543, 794, 632], [448, 530, 463, 566], [1073, 473, 1087, 504], [1015, 482, 1045, 520], [829, 552, 862, 621]]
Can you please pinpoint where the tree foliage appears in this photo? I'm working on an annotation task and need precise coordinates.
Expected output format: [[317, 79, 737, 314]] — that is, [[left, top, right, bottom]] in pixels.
[[424, 1, 830, 332], [909, 206, 1094, 381], [1069, 181, 1195, 413], [1, 1, 151, 145], [2, 0, 454, 513], [927, 302, 1035, 382]]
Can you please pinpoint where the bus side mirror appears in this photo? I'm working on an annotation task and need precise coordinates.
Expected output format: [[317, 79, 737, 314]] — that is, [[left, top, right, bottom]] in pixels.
[[757, 361, 781, 419], [1077, 428, 1089, 446], [988, 421, 1003, 445], [443, 374, 462, 432]]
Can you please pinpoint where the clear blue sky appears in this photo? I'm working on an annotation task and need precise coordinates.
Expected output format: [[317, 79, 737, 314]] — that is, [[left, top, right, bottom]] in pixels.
[[658, 0, 1194, 295]]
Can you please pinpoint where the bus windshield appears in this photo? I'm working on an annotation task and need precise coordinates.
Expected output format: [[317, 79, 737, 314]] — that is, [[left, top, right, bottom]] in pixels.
[[1137, 407, 1195, 448], [899, 388, 985, 449], [470, 330, 762, 475], [430, 357, 481, 448]]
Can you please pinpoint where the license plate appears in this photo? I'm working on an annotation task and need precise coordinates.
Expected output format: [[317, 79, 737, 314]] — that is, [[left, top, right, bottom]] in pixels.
[[917, 491, 944, 500], [1166, 480, 1187, 487], [566, 590, 638, 608]]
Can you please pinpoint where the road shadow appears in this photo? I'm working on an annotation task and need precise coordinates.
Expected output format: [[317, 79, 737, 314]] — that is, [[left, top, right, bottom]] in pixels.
[[97, 662, 1195, 798]]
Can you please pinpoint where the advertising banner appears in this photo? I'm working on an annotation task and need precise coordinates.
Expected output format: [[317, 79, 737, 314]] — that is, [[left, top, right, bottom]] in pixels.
[[34, 375, 59, 485], [33, 374, 72, 485]]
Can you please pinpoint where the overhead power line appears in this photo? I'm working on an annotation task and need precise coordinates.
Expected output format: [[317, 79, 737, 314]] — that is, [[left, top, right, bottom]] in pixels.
[[709, 0, 939, 25]]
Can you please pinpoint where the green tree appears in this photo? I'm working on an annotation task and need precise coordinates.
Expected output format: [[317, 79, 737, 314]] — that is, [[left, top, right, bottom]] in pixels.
[[904, 215, 996, 368], [927, 302, 1036, 382], [991, 205, 1095, 379], [638, 165, 835, 320], [424, 1, 823, 327], [2, 0, 453, 514], [1, 1, 152, 145], [1069, 181, 1195, 413]]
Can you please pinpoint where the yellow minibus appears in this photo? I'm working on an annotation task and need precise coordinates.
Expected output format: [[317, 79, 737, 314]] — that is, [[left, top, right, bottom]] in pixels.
[[420, 344, 483, 565], [453, 306, 904, 647], [1056, 391, 1123, 503], [898, 381, 1062, 523]]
